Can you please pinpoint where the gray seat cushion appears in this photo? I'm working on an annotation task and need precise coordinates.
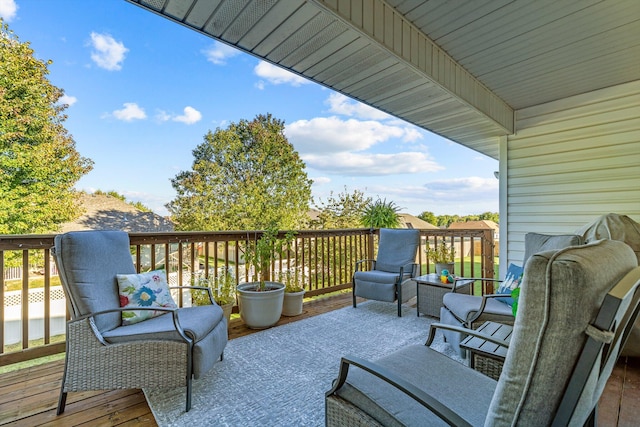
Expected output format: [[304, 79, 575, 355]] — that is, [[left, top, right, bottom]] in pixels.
[[102, 304, 224, 344], [55, 231, 136, 332], [375, 228, 420, 273], [354, 270, 408, 302], [442, 293, 513, 322], [335, 345, 496, 426], [522, 232, 584, 265]]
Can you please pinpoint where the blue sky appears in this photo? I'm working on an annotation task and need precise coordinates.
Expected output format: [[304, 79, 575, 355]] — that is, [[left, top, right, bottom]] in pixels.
[[1, 0, 498, 218]]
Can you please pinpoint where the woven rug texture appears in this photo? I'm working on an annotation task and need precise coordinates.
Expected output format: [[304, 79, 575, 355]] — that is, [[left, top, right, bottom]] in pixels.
[[144, 300, 461, 426]]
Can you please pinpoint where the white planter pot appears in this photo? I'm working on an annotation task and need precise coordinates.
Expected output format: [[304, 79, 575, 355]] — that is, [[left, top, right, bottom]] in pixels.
[[282, 290, 305, 316], [237, 282, 285, 329]]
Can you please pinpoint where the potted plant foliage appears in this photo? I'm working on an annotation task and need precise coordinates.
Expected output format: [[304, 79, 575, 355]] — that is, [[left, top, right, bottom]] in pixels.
[[192, 267, 236, 326], [237, 225, 295, 329], [425, 240, 456, 275], [280, 267, 305, 317]]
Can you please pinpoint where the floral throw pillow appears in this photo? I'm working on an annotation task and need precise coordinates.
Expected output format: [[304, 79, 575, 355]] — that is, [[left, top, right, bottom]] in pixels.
[[117, 270, 177, 326], [496, 263, 524, 307]]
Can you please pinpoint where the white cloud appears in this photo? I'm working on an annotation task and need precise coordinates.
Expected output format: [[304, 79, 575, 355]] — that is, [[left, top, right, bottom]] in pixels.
[[203, 42, 240, 65], [112, 103, 146, 121], [254, 61, 308, 87], [286, 116, 422, 154], [362, 177, 499, 216], [303, 151, 443, 176], [173, 106, 202, 125], [326, 93, 392, 121], [155, 107, 202, 124], [311, 176, 331, 186], [58, 94, 78, 107], [422, 177, 499, 197], [155, 110, 171, 122], [0, 0, 18, 22], [89, 32, 128, 71]]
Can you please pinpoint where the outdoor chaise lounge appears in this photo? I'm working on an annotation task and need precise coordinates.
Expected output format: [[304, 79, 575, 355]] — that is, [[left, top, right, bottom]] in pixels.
[[53, 230, 228, 414], [326, 239, 640, 426]]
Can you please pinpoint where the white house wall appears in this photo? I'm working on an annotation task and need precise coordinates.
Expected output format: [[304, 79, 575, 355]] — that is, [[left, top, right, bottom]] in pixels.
[[502, 80, 640, 271]]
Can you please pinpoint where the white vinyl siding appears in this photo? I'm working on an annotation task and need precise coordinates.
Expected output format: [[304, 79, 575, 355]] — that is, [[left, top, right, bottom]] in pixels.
[[502, 80, 640, 269]]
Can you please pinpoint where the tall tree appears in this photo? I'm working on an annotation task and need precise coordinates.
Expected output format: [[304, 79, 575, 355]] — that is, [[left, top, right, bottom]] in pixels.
[[312, 187, 371, 229], [0, 22, 93, 234], [417, 211, 437, 226], [168, 114, 312, 231]]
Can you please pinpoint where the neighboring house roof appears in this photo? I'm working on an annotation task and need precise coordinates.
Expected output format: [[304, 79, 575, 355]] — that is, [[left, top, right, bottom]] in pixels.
[[398, 213, 438, 230], [448, 220, 499, 231], [58, 193, 175, 233]]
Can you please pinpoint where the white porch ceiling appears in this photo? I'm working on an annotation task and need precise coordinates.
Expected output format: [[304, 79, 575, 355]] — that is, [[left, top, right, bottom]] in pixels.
[[126, 0, 640, 160]]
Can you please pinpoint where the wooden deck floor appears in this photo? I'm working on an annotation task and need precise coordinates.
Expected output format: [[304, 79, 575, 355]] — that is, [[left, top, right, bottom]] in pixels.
[[1, 293, 639, 426]]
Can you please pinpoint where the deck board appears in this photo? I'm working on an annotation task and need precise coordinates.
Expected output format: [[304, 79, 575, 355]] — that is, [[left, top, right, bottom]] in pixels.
[[0, 293, 638, 426]]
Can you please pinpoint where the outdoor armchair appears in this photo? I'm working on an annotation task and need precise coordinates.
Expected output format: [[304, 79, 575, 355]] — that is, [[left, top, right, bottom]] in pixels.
[[440, 232, 583, 355], [326, 239, 640, 426], [352, 228, 420, 317], [52, 230, 228, 414]]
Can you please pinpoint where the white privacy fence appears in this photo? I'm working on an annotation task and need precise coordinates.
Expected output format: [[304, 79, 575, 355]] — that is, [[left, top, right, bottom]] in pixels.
[[3, 286, 67, 346]]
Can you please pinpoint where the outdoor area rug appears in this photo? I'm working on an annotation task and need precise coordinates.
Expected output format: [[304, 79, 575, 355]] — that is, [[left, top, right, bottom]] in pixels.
[[144, 300, 463, 426]]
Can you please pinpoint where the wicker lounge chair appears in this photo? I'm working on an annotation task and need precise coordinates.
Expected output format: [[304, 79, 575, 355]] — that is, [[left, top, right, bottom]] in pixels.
[[53, 230, 228, 414], [326, 239, 640, 426], [439, 232, 583, 356]]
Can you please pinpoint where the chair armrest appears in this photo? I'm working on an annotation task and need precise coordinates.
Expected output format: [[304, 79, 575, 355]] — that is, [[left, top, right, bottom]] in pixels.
[[451, 277, 503, 295], [465, 293, 513, 325], [355, 259, 376, 272], [425, 322, 510, 349], [73, 307, 192, 346], [326, 355, 472, 427]]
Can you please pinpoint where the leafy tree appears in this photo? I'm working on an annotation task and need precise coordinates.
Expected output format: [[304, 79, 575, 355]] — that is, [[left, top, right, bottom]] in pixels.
[[167, 114, 312, 231], [361, 198, 401, 229], [312, 187, 371, 229], [478, 211, 499, 224], [0, 22, 93, 234], [436, 214, 460, 228], [417, 211, 437, 226]]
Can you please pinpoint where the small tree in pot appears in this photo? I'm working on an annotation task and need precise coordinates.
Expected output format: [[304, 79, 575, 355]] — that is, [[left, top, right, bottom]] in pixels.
[[192, 267, 236, 325], [425, 240, 456, 275], [237, 224, 295, 329]]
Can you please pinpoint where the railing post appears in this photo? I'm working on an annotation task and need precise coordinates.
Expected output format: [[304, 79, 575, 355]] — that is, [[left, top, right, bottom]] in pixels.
[[481, 229, 496, 290], [367, 229, 376, 261]]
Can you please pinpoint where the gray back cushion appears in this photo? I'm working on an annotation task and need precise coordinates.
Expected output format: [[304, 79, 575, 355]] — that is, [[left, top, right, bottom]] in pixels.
[[54, 230, 136, 332], [523, 232, 584, 265], [375, 228, 420, 273], [485, 239, 637, 426]]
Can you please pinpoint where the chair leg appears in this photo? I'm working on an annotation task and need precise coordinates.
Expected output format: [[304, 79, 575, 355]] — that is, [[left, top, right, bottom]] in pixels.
[[57, 363, 68, 415], [57, 391, 67, 415], [186, 375, 192, 412], [352, 280, 357, 308]]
